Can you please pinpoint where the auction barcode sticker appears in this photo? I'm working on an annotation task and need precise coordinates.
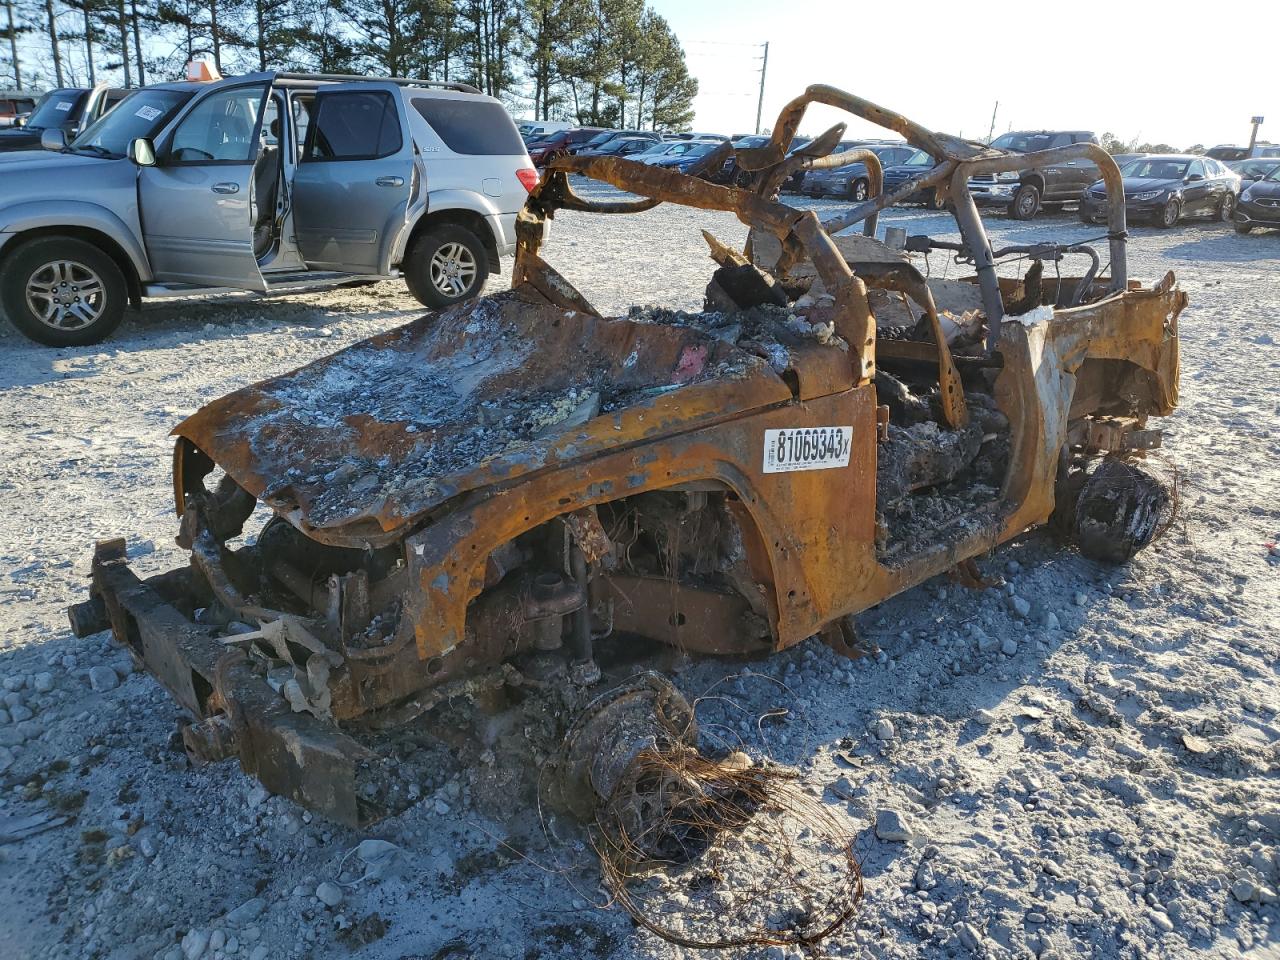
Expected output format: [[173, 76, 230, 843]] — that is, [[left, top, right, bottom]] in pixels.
[[763, 426, 853, 473]]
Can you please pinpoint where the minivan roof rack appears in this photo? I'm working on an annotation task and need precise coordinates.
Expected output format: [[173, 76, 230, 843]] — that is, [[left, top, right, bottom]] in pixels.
[[274, 73, 482, 95]]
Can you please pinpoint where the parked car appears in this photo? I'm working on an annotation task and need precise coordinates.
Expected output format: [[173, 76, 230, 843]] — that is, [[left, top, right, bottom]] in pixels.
[[0, 70, 535, 346], [1078, 154, 1240, 228], [574, 129, 659, 154], [776, 137, 813, 192], [0, 91, 38, 128], [716, 133, 812, 187], [1226, 157, 1280, 186], [575, 136, 656, 159], [801, 142, 916, 200], [667, 131, 728, 141], [646, 139, 724, 177], [967, 129, 1099, 220], [526, 127, 605, 166], [881, 148, 943, 206], [1234, 164, 1280, 234], [0, 85, 127, 152], [1207, 142, 1280, 161], [518, 119, 571, 139]]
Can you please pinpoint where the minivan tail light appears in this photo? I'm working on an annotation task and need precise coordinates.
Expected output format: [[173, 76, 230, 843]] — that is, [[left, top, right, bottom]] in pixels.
[[516, 168, 539, 192]]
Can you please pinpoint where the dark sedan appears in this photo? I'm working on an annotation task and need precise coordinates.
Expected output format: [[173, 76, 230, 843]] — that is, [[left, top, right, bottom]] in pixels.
[[881, 148, 942, 206], [574, 129, 659, 155], [1078, 155, 1241, 228], [802, 143, 916, 200], [1227, 157, 1280, 187], [575, 136, 657, 159], [648, 140, 724, 177], [1235, 164, 1280, 233]]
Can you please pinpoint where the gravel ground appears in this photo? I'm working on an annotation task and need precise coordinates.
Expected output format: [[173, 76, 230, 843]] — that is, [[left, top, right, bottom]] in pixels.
[[0, 187, 1278, 960]]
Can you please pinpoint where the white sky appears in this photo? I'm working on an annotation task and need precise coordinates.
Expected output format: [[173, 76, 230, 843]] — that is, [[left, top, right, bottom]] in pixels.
[[649, 0, 1277, 149]]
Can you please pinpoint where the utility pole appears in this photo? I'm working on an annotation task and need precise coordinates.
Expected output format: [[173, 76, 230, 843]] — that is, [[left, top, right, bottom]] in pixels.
[[1248, 116, 1264, 153], [5, 0, 20, 87], [987, 101, 999, 144], [754, 41, 769, 135]]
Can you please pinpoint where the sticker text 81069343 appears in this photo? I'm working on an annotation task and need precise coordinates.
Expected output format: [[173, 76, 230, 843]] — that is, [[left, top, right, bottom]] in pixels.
[[762, 426, 853, 474]]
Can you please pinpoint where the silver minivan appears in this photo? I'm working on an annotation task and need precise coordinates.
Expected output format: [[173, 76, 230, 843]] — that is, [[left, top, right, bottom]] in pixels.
[[0, 71, 535, 346]]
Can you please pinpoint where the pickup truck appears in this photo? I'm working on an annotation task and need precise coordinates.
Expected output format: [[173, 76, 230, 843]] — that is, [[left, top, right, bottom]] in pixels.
[[0, 70, 535, 346], [967, 130, 1100, 220], [0, 84, 127, 152]]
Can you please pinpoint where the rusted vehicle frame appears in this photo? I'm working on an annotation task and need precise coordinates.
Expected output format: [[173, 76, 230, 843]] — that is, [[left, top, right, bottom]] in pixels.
[[72, 86, 1182, 826]]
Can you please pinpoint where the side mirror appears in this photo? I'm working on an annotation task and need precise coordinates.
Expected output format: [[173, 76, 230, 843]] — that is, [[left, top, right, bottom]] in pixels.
[[129, 137, 157, 167], [13, 114, 27, 128], [40, 128, 66, 152], [1186, 173, 1204, 182]]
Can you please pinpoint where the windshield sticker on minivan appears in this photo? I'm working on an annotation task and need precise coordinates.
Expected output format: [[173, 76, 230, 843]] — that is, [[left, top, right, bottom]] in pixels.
[[135, 105, 163, 122], [55, 101, 72, 111]]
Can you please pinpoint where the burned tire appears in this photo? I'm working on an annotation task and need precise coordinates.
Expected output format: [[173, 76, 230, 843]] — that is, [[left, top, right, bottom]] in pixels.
[[1156, 198, 1181, 229], [403, 225, 489, 309], [1008, 183, 1040, 220], [1218, 193, 1236, 222], [0, 236, 127, 347], [1073, 459, 1171, 564], [849, 178, 869, 202]]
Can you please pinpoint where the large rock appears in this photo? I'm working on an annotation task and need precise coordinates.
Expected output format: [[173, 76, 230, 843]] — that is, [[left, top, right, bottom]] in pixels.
[[875, 808, 915, 842], [88, 666, 119, 692]]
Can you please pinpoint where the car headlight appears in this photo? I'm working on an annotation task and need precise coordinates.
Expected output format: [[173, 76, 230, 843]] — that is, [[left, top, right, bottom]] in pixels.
[[1242, 188, 1254, 201], [1129, 190, 1163, 201], [995, 171, 1020, 182]]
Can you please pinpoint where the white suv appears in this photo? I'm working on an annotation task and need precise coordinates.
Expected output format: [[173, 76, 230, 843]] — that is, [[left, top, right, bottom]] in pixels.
[[0, 71, 536, 346]]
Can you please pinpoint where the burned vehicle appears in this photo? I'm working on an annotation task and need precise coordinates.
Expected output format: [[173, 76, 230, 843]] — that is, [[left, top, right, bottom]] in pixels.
[[71, 85, 1183, 827]]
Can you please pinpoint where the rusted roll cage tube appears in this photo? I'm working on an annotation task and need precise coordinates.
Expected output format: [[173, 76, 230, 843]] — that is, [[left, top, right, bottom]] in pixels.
[[735, 84, 1129, 343], [949, 144, 1128, 346]]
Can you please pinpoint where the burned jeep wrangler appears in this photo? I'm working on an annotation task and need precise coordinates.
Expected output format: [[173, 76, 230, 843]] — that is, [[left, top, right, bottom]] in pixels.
[[71, 86, 1183, 826]]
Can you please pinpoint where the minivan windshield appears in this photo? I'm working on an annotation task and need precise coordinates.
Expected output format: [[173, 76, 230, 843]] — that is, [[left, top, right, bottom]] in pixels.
[[903, 148, 932, 166], [26, 89, 87, 130], [71, 89, 193, 158]]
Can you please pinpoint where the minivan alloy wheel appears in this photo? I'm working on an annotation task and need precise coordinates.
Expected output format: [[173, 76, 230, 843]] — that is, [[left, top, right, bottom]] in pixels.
[[25, 260, 106, 331], [429, 242, 478, 298]]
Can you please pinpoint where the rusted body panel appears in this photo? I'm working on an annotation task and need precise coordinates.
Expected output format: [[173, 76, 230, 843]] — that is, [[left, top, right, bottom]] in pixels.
[[74, 84, 1183, 825]]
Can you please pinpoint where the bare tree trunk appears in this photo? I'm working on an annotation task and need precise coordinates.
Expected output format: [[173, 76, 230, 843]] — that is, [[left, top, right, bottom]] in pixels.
[[46, 0, 64, 86], [116, 0, 131, 85], [209, 0, 221, 72], [5, 0, 20, 86], [255, 0, 265, 70], [129, 0, 143, 83], [82, 2, 95, 85]]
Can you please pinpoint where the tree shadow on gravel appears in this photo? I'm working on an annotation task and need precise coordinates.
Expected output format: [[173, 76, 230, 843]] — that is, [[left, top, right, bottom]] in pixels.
[[0, 280, 440, 391]]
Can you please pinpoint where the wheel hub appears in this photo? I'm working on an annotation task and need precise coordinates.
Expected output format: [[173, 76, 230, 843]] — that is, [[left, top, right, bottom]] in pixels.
[[25, 260, 105, 331], [429, 242, 478, 298]]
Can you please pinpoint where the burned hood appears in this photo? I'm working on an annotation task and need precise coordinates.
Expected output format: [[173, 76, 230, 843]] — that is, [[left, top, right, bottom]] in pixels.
[[174, 287, 798, 544]]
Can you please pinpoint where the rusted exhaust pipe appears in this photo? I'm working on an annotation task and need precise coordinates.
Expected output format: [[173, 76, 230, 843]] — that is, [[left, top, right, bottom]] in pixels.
[[67, 596, 110, 638]]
